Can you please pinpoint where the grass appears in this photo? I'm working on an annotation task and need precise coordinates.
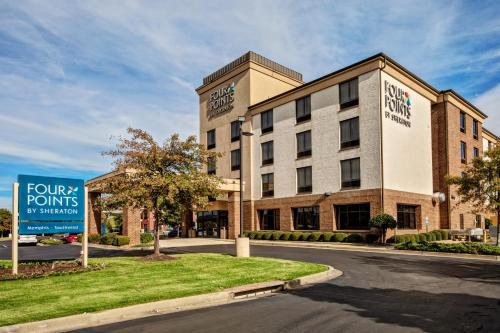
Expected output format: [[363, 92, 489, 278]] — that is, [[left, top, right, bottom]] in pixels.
[[0, 254, 326, 326]]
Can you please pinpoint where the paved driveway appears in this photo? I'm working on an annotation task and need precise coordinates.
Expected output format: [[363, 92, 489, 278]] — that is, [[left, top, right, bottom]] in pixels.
[[61, 243, 500, 333]]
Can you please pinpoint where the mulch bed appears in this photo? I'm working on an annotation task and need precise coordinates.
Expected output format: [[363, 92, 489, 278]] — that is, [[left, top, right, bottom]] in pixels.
[[0, 261, 99, 280], [138, 254, 177, 261]]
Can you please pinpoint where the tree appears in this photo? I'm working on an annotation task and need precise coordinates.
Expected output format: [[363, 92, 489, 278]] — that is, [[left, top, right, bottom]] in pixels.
[[446, 145, 500, 246], [97, 128, 222, 255], [369, 213, 397, 243], [0, 208, 12, 237]]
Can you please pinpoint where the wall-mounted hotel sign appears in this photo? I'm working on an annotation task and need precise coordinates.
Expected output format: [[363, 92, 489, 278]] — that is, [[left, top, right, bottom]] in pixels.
[[384, 80, 412, 128], [207, 81, 235, 119]]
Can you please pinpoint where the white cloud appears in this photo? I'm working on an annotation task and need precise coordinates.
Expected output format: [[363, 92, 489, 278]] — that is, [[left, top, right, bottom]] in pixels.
[[0, 197, 10, 210], [474, 84, 500, 134]]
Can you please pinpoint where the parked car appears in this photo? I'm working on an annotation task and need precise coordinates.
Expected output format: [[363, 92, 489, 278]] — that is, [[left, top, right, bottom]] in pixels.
[[63, 234, 78, 243], [167, 229, 182, 238], [18, 235, 37, 246]]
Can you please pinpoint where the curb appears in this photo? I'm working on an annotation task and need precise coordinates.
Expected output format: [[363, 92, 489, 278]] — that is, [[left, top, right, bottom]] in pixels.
[[0, 266, 341, 333], [248, 240, 500, 262]]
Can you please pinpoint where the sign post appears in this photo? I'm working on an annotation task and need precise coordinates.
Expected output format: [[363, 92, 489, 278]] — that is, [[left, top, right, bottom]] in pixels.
[[83, 187, 88, 268], [12, 183, 19, 275]]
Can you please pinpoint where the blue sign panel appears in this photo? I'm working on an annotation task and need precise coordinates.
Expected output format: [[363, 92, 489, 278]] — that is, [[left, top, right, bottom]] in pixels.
[[19, 222, 84, 235], [18, 175, 85, 224]]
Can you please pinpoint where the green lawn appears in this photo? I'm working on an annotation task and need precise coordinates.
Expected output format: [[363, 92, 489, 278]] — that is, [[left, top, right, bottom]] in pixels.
[[0, 254, 326, 326]]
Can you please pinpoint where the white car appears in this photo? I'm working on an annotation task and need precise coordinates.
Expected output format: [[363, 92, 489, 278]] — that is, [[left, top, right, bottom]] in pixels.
[[18, 235, 38, 246]]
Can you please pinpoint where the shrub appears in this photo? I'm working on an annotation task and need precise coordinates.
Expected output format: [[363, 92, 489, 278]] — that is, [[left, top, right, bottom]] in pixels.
[[300, 233, 311, 241], [344, 233, 364, 243], [395, 241, 500, 256], [254, 232, 263, 240], [369, 214, 397, 243], [140, 233, 154, 244], [420, 233, 430, 241], [77, 234, 83, 243], [322, 232, 334, 242], [263, 232, 274, 240], [271, 231, 284, 240], [432, 231, 442, 241], [242, 232, 249, 237], [429, 233, 436, 241], [332, 233, 348, 242], [88, 233, 101, 244], [418, 234, 427, 242], [438, 229, 449, 240], [248, 231, 258, 239], [101, 233, 117, 245], [309, 232, 323, 242], [40, 238, 63, 245], [290, 232, 302, 241], [114, 235, 130, 246], [281, 232, 292, 241], [366, 233, 379, 243]]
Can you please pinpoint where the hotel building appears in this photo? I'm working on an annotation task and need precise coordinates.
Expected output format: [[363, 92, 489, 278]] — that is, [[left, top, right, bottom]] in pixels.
[[195, 52, 498, 239]]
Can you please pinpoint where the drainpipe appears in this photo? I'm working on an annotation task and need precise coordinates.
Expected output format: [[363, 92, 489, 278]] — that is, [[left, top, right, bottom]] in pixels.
[[379, 56, 387, 214], [444, 98, 451, 229]]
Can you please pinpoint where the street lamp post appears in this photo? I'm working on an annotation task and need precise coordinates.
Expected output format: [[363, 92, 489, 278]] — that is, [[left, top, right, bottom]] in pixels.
[[236, 116, 253, 257]]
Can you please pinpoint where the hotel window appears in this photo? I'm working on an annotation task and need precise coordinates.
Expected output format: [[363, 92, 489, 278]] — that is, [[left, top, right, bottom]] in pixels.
[[297, 130, 312, 158], [261, 110, 273, 134], [397, 205, 417, 229], [297, 166, 312, 193], [475, 214, 481, 228], [340, 117, 360, 149], [231, 149, 240, 171], [472, 119, 478, 139], [459, 214, 464, 229], [207, 129, 216, 149], [460, 112, 466, 133], [473, 147, 479, 158], [261, 141, 273, 165], [293, 206, 319, 230], [231, 120, 240, 142], [259, 209, 280, 230], [339, 77, 359, 109], [460, 141, 467, 164], [262, 173, 274, 197], [207, 157, 216, 175], [335, 204, 370, 230], [341, 158, 360, 188], [296, 95, 311, 123]]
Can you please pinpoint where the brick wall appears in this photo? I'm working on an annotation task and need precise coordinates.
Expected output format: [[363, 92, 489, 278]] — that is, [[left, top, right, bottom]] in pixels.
[[122, 206, 141, 245]]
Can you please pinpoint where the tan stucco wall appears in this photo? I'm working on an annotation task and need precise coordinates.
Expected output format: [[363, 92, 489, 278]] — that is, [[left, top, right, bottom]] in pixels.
[[381, 71, 433, 196]]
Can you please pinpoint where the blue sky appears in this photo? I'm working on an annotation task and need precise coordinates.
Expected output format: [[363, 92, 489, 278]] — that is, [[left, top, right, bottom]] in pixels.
[[0, 0, 499, 208]]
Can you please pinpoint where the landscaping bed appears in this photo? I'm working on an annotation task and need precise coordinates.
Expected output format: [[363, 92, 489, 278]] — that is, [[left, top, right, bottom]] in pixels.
[[395, 241, 500, 255], [0, 260, 102, 280], [244, 231, 368, 243], [0, 254, 326, 326]]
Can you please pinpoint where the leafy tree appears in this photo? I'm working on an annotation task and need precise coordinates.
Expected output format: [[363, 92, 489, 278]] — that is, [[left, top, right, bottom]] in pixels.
[[446, 145, 500, 245], [0, 208, 12, 237], [369, 213, 397, 243], [96, 128, 222, 255]]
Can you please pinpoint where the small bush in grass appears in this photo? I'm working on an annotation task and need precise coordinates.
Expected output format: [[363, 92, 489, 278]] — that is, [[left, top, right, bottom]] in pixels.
[[114, 235, 130, 246], [300, 233, 312, 241], [88, 233, 101, 244], [290, 232, 302, 241], [101, 233, 116, 245], [281, 232, 292, 241], [309, 232, 323, 242], [332, 233, 347, 242], [140, 233, 154, 244], [344, 233, 363, 243], [366, 233, 379, 243], [40, 238, 63, 245], [271, 231, 284, 240], [322, 232, 334, 242]]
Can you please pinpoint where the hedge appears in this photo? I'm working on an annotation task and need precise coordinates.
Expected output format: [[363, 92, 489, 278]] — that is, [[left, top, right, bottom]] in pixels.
[[309, 232, 323, 242], [40, 238, 63, 245], [366, 233, 379, 243], [281, 232, 292, 241], [300, 233, 311, 241], [344, 234, 364, 243], [114, 235, 130, 246], [322, 232, 334, 242], [332, 233, 348, 242], [88, 233, 101, 244], [396, 241, 500, 255], [289, 232, 303, 241], [140, 233, 154, 244], [388, 230, 451, 244], [101, 233, 117, 246]]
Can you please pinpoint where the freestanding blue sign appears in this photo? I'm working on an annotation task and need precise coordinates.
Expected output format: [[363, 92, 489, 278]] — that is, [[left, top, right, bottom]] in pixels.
[[18, 175, 85, 234]]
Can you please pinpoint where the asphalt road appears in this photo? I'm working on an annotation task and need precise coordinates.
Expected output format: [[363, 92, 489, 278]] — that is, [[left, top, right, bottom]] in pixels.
[[2, 241, 500, 332]]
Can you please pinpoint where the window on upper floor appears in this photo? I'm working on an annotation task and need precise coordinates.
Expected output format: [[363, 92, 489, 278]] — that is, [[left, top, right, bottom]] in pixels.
[[207, 157, 216, 175], [341, 158, 360, 188], [460, 112, 466, 133], [473, 147, 479, 158], [261, 173, 274, 197], [207, 129, 216, 149], [231, 120, 240, 142], [340, 117, 360, 149], [472, 119, 478, 139], [261, 141, 273, 165], [296, 95, 311, 123], [231, 149, 240, 171], [296, 130, 312, 158], [297, 166, 312, 193], [339, 77, 359, 109], [261, 110, 273, 134], [460, 141, 467, 164]]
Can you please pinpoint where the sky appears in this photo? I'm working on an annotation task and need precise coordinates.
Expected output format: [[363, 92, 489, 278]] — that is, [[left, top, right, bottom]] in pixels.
[[0, 0, 499, 209]]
